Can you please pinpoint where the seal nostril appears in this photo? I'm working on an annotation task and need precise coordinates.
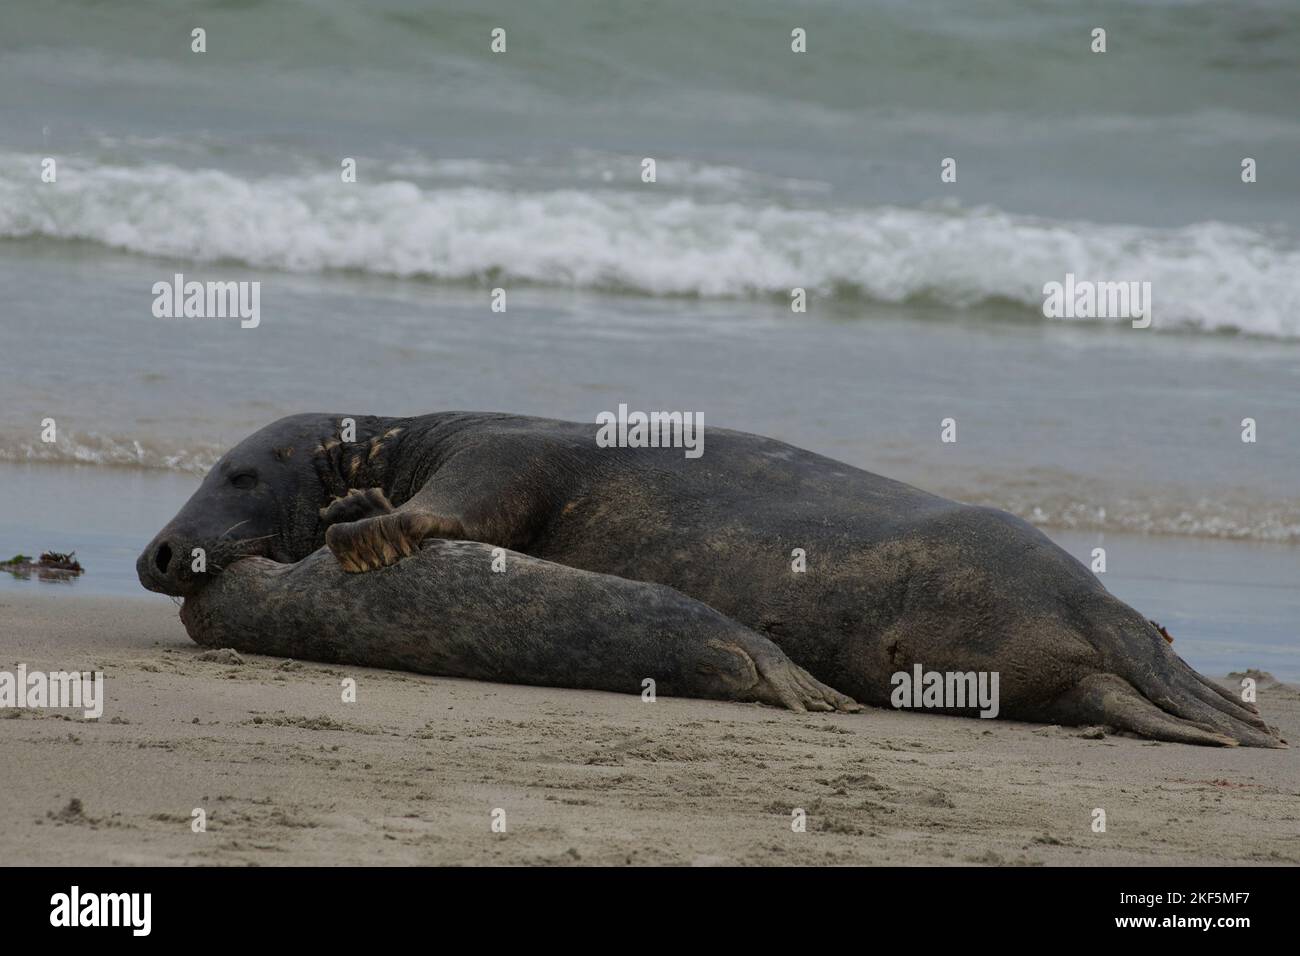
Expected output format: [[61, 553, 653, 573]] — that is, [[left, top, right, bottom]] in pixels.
[[154, 542, 173, 574]]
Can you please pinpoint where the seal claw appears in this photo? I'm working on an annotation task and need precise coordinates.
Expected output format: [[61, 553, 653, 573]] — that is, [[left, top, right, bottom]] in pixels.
[[320, 487, 395, 526], [326, 509, 439, 573]]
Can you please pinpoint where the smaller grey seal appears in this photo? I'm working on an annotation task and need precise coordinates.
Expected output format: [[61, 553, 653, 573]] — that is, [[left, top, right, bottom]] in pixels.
[[179, 536, 863, 714]]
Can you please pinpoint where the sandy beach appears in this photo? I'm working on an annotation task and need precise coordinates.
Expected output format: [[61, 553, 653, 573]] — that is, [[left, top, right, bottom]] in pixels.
[[2, 590, 1296, 867]]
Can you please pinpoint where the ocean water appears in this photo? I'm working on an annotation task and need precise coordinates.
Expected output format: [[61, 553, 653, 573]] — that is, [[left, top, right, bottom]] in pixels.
[[0, 1, 1297, 667]]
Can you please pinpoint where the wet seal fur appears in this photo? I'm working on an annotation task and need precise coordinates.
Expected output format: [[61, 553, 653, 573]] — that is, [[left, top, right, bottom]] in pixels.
[[141, 412, 1284, 747]]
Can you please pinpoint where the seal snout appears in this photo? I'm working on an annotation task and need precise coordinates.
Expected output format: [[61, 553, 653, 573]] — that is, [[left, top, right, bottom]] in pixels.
[[137, 533, 205, 597]]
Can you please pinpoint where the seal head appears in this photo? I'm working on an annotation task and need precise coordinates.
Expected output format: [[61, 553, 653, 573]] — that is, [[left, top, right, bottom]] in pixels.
[[136, 413, 391, 596]]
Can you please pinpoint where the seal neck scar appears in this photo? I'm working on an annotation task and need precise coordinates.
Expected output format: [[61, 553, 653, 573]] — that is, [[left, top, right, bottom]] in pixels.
[[312, 421, 408, 501]]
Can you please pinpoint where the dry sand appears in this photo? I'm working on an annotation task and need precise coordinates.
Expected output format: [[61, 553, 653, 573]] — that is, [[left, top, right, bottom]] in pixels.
[[1, 591, 1298, 866]]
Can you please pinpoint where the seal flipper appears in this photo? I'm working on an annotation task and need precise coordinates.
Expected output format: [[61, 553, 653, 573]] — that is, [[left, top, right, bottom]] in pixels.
[[1049, 674, 1240, 747], [734, 644, 862, 714], [1186, 667, 1265, 719], [1105, 624, 1286, 746], [1137, 670, 1283, 748], [325, 510, 450, 572], [319, 487, 396, 525]]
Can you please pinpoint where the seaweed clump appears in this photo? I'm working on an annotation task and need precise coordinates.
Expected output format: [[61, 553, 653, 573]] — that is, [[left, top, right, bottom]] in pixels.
[[1, 550, 84, 580]]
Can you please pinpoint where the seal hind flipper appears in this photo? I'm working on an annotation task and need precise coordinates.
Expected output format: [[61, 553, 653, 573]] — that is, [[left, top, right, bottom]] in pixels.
[[1050, 674, 1241, 747], [1187, 666, 1264, 717], [697, 639, 861, 713], [1177, 669, 1272, 731], [732, 643, 862, 713], [1104, 624, 1286, 746], [1139, 668, 1283, 747]]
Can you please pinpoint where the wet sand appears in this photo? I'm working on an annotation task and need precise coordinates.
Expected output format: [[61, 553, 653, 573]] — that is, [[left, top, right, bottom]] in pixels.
[[2, 591, 1297, 866]]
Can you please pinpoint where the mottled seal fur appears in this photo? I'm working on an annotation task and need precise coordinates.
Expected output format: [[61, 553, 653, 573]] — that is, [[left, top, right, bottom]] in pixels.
[[179, 539, 859, 713], [139, 411, 1283, 747]]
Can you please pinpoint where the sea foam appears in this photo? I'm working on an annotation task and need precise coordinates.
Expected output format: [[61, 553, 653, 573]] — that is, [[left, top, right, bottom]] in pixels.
[[3, 154, 1299, 338]]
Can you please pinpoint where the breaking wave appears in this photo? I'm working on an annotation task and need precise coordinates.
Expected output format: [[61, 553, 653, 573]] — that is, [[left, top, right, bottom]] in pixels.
[[3, 153, 1299, 338]]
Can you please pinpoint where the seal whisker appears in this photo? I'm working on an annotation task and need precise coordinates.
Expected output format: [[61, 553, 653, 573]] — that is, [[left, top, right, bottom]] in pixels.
[[218, 520, 250, 540], [226, 533, 276, 547]]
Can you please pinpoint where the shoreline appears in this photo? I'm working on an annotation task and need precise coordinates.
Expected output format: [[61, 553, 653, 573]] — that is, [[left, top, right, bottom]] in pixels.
[[1, 592, 1296, 866]]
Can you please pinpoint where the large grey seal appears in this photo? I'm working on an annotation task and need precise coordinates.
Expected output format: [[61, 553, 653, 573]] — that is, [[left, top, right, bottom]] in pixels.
[[138, 412, 1283, 747]]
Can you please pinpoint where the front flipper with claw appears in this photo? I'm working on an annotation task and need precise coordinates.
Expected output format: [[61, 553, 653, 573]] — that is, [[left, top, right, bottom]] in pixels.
[[325, 510, 444, 572], [320, 487, 395, 526]]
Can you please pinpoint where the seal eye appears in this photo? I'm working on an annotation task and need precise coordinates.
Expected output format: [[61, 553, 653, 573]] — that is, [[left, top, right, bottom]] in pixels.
[[230, 473, 257, 490]]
